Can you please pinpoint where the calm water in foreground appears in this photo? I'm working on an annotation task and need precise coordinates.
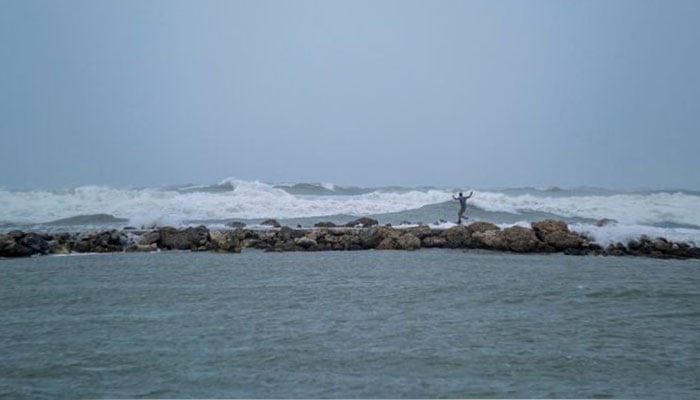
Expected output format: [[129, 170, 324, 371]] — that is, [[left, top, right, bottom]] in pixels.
[[1, 250, 698, 399]]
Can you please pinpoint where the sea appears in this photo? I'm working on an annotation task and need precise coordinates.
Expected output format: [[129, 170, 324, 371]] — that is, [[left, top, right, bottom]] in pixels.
[[1, 178, 699, 399]]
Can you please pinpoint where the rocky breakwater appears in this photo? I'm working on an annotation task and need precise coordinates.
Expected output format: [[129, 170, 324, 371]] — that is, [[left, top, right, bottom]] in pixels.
[[1, 219, 699, 259]]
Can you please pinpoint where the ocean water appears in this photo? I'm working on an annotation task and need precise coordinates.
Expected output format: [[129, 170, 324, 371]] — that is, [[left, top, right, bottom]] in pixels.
[[1, 250, 698, 399], [1, 178, 700, 247]]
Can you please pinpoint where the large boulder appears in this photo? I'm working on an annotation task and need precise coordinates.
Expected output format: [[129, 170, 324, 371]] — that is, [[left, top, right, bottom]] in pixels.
[[471, 230, 507, 250], [359, 226, 398, 249], [0, 231, 53, 257], [209, 229, 243, 253], [315, 229, 363, 250], [72, 230, 124, 253], [441, 226, 471, 248], [158, 226, 211, 250], [404, 225, 435, 240], [294, 236, 318, 250], [396, 233, 421, 250], [422, 236, 447, 248], [531, 220, 584, 251], [500, 226, 547, 253], [466, 221, 501, 234]]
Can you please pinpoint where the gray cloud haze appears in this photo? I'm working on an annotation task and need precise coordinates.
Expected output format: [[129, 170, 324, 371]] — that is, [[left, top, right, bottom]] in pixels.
[[1, 0, 698, 190]]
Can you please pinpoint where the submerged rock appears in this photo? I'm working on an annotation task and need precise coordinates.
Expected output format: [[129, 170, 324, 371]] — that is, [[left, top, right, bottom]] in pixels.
[[344, 217, 379, 228], [260, 219, 282, 228]]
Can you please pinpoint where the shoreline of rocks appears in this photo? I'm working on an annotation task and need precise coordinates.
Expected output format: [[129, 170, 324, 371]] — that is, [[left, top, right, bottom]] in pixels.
[[1, 218, 699, 260]]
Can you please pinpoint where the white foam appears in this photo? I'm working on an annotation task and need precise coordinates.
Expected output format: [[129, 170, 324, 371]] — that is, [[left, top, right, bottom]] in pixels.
[[570, 223, 700, 247], [1, 180, 698, 242], [0, 180, 450, 224], [471, 191, 700, 226]]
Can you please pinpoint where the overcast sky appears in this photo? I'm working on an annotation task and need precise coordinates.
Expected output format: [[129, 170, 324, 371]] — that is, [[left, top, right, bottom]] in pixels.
[[1, 0, 698, 190]]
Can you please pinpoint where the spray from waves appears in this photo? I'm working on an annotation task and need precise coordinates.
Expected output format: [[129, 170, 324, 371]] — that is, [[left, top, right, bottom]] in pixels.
[[470, 191, 700, 227], [1, 178, 699, 246], [0, 179, 452, 225]]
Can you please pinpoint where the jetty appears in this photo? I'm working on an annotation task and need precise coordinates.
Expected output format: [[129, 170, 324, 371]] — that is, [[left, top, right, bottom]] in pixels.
[[1, 218, 698, 260]]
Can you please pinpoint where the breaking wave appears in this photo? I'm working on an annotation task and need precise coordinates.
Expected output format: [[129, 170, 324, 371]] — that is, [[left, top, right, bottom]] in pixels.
[[1, 178, 698, 245]]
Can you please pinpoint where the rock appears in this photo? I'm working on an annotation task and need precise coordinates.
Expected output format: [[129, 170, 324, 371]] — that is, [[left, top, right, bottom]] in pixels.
[[0, 234, 16, 254], [140, 230, 161, 246], [209, 230, 243, 253], [158, 226, 211, 250], [466, 221, 501, 234], [422, 236, 447, 248], [359, 226, 398, 249], [295, 236, 318, 250], [0, 233, 38, 257], [605, 242, 628, 256], [404, 225, 435, 240], [344, 217, 379, 228], [500, 226, 546, 253], [441, 226, 471, 248], [260, 219, 282, 228], [471, 230, 507, 250], [531, 220, 584, 251], [396, 233, 421, 250], [225, 221, 247, 229], [376, 237, 397, 250], [596, 218, 618, 227], [314, 221, 336, 228], [48, 233, 73, 255], [71, 230, 124, 253], [18, 232, 51, 255]]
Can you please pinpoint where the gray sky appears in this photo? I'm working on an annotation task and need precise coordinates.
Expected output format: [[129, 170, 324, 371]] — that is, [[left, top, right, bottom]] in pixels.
[[1, 0, 698, 190]]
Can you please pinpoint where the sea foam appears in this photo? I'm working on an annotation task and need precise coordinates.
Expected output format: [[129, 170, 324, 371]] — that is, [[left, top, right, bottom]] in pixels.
[[1, 178, 699, 246]]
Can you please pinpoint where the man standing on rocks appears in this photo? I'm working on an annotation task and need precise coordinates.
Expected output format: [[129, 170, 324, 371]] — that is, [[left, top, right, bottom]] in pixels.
[[452, 191, 473, 225]]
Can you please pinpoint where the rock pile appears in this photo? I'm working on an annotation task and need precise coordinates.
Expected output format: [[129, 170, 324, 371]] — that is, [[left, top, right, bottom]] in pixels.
[[1, 219, 698, 259]]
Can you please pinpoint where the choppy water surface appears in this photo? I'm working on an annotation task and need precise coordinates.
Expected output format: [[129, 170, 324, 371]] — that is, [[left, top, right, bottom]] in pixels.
[[1, 250, 698, 399]]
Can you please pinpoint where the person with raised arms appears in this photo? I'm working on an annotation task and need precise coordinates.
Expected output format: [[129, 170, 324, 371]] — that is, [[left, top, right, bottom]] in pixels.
[[452, 191, 474, 225]]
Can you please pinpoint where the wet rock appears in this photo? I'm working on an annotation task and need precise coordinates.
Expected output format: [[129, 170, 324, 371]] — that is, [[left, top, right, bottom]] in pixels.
[[159, 226, 211, 251], [531, 220, 584, 251], [605, 242, 628, 256], [404, 225, 435, 240], [225, 221, 247, 229], [344, 217, 379, 228], [396, 233, 421, 250], [471, 230, 506, 250], [441, 226, 471, 248], [422, 236, 447, 248], [467, 221, 501, 234], [358, 226, 397, 249], [0, 231, 49, 257], [209, 229, 243, 253], [294, 236, 318, 250], [72, 230, 124, 253], [139, 230, 161, 246], [48, 232, 73, 254], [314, 221, 336, 228], [595, 218, 618, 227], [278, 226, 305, 242], [500, 226, 547, 253]]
